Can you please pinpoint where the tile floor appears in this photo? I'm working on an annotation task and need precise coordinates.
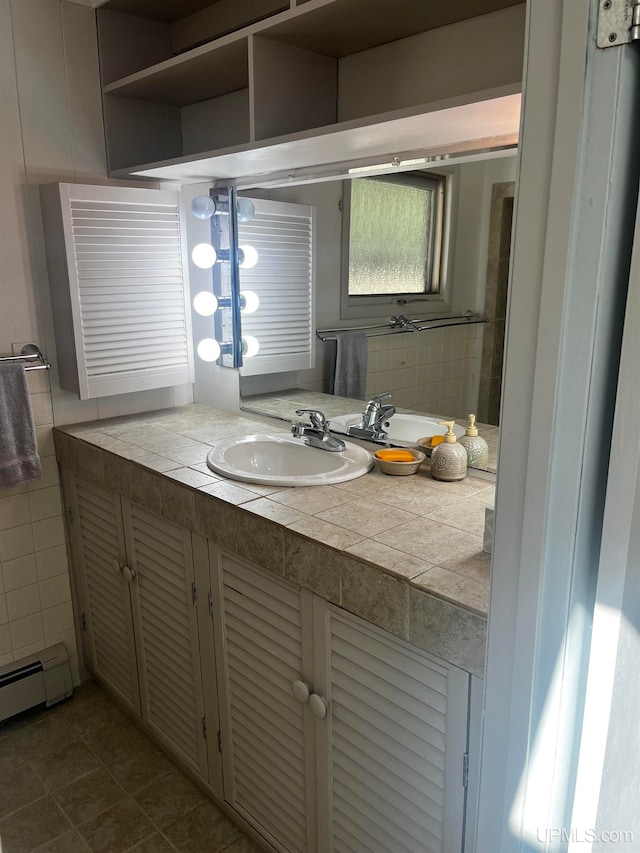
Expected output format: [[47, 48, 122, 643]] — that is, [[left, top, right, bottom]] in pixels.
[[0, 682, 263, 853]]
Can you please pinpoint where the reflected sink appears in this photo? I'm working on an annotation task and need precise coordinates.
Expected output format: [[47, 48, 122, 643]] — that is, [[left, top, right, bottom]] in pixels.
[[206, 433, 373, 487], [329, 413, 465, 446]]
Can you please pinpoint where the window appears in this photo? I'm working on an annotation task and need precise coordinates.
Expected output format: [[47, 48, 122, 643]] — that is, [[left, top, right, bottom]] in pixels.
[[342, 173, 446, 316]]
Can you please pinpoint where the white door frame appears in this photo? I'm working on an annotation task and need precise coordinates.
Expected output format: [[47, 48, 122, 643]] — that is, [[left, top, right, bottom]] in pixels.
[[477, 0, 640, 849]]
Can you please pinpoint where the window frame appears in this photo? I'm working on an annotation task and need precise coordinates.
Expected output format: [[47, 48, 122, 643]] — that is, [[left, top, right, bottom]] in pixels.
[[340, 171, 452, 321]]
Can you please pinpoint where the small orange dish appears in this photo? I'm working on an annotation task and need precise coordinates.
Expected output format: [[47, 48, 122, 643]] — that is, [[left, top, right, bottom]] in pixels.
[[374, 448, 426, 476]]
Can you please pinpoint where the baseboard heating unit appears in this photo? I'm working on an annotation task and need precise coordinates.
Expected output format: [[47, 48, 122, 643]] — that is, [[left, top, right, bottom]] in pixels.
[[0, 643, 73, 723]]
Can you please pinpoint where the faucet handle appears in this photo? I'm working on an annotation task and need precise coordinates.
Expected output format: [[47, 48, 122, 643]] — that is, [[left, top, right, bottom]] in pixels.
[[368, 391, 393, 404], [295, 408, 327, 431]]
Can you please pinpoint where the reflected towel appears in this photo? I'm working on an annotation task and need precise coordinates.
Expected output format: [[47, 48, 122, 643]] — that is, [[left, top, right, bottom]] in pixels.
[[0, 365, 41, 489], [332, 333, 368, 398]]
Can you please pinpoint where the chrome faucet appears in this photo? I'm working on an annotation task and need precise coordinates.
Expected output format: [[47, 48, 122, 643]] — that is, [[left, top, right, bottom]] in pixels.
[[347, 392, 396, 441], [292, 409, 346, 452]]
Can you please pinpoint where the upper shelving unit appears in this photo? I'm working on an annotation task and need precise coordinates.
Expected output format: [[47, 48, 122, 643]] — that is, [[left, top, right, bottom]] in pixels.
[[97, 0, 526, 176]]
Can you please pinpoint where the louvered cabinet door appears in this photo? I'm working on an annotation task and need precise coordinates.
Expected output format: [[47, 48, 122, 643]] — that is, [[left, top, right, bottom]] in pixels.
[[70, 475, 140, 714], [315, 602, 470, 853], [123, 500, 208, 779], [213, 552, 316, 853]]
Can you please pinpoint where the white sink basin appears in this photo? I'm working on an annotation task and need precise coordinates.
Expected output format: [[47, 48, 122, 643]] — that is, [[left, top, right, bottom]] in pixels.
[[206, 433, 373, 487], [329, 413, 465, 446]]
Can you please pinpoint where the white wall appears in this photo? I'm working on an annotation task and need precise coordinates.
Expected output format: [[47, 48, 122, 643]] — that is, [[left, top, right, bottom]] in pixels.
[[0, 0, 189, 680]]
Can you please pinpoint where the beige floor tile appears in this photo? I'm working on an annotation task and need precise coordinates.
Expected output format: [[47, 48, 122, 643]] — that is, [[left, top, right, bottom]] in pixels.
[[62, 689, 128, 739], [31, 739, 99, 791], [125, 833, 176, 852], [222, 838, 266, 853], [77, 798, 154, 853], [80, 717, 153, 765], [134, 771, 206, 829], [164, 801, 242, 853], [105, 741, 175, 794], [0, 764, 46, 819], [0, 795, 71, 853], [34, 829, 91, 852], [54, 767, 126, 825], [10, 716, 78, 765]]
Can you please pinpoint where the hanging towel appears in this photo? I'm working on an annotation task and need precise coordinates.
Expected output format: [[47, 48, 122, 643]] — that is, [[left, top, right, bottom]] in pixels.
[[332, 332, 368, 398], [0, 365, 41, 489]]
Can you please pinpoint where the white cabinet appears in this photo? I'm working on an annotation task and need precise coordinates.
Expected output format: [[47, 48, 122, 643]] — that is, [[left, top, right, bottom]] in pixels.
[[68, 474, 212, 785], [212, 549, 472, 853], [40, 182, 194, 399], [64, 470, 478, 852]]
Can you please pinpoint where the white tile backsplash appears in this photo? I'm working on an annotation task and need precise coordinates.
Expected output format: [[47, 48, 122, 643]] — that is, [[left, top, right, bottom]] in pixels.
[[7, 583, 42, 621], [0, 523, 35, 561], [32, 516, 66, 551], [28, 485, 62, 521], [2, 554, 38, 592], [9, 612, 45, 653], [39, 574, 71, 609], [36, 544, 69, 580], [0, 372, 74, 670]]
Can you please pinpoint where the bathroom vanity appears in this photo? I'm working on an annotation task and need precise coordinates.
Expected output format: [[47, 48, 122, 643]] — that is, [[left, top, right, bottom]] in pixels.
[[55, 404, 491, 853]]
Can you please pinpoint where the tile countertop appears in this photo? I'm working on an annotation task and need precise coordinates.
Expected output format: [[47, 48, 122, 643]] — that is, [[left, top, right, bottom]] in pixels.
[[53, 404, 494, 677]]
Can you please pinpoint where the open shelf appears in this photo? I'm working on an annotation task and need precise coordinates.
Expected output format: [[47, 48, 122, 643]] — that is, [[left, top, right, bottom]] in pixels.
[[111, 89, 521, 184], [98, 0, 525, 176]]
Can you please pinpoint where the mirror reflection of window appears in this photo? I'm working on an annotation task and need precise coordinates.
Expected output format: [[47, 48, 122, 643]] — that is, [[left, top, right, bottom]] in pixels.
[[346, 174, 445, 301]]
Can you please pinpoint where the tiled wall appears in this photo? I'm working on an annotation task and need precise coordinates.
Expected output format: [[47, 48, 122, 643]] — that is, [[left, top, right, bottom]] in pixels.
[[0, 369, 79, 682], [298, 323, 479, 419]]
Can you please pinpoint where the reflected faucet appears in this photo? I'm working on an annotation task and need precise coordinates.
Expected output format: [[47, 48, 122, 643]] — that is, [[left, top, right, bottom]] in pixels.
[[292, 409, 346, 452], [347, 392, 396, 441]]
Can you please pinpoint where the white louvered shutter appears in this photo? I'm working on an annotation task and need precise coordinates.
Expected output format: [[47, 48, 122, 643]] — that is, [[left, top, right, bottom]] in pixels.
[[42, 183, 194, 399], [316, 604, 469, 853], [238, 198, 315, 376], [124, 501, 208, 779], [215, 554, 316, 853], [71, 475, 140, 714]]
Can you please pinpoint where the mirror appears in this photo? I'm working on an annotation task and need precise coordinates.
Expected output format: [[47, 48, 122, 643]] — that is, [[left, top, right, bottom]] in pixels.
[[238, 152, 517, 474]]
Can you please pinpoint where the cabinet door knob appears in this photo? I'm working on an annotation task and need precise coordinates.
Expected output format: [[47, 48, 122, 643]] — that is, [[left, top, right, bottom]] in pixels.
[[309, 693, 327, 719], [291, 680, 311, 704], [122, 565, 136, 583], [112, 559, 123, 577]]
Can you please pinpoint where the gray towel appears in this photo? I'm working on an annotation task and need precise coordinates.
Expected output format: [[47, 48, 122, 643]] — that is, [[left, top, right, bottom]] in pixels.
[[332, 333, 368, 398], [0, 365, 42, 489]]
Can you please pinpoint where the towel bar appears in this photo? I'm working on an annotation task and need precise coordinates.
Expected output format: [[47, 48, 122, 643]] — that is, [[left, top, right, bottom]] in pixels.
[[0, 344, 51, 371]]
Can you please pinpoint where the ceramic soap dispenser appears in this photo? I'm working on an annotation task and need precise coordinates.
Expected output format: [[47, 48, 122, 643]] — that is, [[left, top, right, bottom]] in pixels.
[[459, 414, 489, 469], [431, 421, 468, 481]]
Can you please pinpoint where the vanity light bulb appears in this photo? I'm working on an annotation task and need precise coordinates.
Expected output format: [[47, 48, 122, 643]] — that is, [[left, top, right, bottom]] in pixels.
[[238, 244, 259, 269], [196, 338, 221, 362], [242, 335, 260, 358], [193, 291, 218, 316], [190, 195, 216, 219], [236, 198, 255, 222], [192, 243, 217, 269], [240, 290, 260, 314]]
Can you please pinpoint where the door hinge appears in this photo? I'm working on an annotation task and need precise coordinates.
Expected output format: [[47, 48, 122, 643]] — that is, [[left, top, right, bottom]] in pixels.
[[217, 729, 222, 753], [192, 582, 197, 606], [208, 590, 214, 618], [463, 752, 470, 789], [202, 716, 207, 739], [66, 505, 74, 526], [597, 0, 640, 48], [81, 612, 87, 632]]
